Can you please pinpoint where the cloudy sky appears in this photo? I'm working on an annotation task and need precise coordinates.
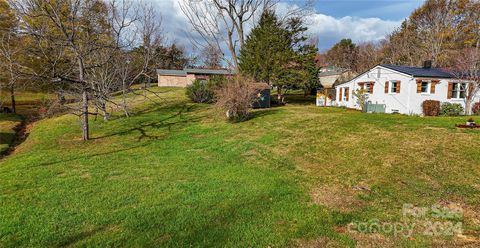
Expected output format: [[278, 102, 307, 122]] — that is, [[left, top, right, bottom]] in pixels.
[[149, 0, 424, 52]]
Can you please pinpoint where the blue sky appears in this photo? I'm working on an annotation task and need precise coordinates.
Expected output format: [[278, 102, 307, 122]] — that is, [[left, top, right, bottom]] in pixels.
[[150, 0, 425, 53], [312, 0, 424, 20]]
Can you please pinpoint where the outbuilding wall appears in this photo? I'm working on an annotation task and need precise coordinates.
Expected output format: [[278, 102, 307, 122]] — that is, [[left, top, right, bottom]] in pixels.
[[158, 74, 196, 87]]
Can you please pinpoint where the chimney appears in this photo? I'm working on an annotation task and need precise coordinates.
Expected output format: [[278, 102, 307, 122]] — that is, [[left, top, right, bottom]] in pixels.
[[423, 60, 432, 69]]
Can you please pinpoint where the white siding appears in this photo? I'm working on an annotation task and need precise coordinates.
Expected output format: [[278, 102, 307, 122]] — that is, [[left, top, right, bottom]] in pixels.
[[334, 65, 480, 115]]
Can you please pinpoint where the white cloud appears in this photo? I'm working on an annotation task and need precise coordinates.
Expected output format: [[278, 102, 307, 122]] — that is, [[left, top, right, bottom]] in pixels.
[[149, 0, 402, 52], [149, 0, 193, 46], [307, 14, 401, 50]]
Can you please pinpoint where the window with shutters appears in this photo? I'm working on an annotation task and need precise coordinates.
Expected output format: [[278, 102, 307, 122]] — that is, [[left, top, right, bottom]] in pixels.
[[340, 87, 349, 101], [390, 81, 399, 93], [365, 83, 371, 93], [421, 81, 430, 93], [451, 82, 467, 99]]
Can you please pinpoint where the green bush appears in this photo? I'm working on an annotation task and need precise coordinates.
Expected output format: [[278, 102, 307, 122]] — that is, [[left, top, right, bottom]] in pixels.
[[186, 76, 225, 103], [440, 102, 464, 116]]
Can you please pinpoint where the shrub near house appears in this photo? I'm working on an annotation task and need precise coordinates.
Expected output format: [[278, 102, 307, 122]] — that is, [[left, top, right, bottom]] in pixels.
[[440, 102, 464, 116]]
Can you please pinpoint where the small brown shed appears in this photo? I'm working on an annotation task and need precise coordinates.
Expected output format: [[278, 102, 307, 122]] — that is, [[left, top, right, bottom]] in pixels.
[[157, 68, 234, 87]]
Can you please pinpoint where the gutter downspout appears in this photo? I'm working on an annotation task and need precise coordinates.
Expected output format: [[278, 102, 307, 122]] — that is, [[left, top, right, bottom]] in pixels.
[[407, 76, 413, 115]]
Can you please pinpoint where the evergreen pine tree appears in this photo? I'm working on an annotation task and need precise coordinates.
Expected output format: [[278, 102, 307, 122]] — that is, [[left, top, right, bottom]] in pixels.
[[239, 10, 287, 85], [239, 10, 318, 103]]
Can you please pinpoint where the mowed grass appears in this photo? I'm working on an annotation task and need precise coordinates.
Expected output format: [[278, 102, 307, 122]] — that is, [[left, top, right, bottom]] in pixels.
[[0, 87, 479, 247]]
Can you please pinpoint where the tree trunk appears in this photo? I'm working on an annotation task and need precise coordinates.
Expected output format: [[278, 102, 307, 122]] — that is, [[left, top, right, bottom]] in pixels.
[[121, 77, 130, 117], [466, 101, 472, 115], [277, 87, 283, 104], [238, 19, 244, 48], [226, 30, 239, 70], [122, 88, 130, 117], [10, 85, 16, 114], [57, 90, 66, 105], [81, 89, 89, 141], [101, 101, 109, 122], [78, 57, 89, 141]]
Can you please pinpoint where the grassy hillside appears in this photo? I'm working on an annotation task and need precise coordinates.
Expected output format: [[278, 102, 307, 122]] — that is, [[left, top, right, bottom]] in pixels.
[[0, 88, 479, 247]]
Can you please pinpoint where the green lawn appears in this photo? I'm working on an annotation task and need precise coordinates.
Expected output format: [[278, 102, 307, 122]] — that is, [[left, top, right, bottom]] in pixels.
[[0, 88, 479, 247]]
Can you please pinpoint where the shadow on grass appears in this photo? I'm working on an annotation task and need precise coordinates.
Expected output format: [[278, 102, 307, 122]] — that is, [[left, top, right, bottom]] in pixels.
[[248, 108, 281, 120], [283, 94, 316, 106], [94, 103, 202, 141], [34, 144, 148, 167], [0, 132, 16, 154], [0, 132, 15, 145], [58, 226, 108, 247]]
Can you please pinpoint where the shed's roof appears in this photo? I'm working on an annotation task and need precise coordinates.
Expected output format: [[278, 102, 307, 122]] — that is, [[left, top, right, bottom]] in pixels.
[[156, 69, 187, 76], [157, 68, 233, 76], [380, 64, 454, 78], [184, 68, 233, 75]]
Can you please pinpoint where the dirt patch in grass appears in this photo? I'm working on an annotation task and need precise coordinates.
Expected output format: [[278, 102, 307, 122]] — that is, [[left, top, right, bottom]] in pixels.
[[291, 237, 344, 248], [432, 235, 480, 247], [310, 185, 365, 211], [436, 200, 480, 237], [348, 232, 397, 247]]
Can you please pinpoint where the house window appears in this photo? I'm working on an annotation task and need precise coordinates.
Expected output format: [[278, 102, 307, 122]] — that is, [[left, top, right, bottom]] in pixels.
[[459, 83, 467, 98], [421, 81, 430, 93], [451, 82, 467, 99], [390, 81, 399, 93], [365, 83, 371, 93], [340, 87, 349, 102]]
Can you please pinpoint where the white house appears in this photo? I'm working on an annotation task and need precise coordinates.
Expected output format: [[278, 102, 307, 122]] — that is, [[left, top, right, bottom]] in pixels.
[[334, 63, 480, 115]]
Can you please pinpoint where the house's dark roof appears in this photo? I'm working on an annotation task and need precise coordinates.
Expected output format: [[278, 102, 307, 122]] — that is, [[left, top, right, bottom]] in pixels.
[[380, 64, 454, 78], [157, 68, 234, 76]]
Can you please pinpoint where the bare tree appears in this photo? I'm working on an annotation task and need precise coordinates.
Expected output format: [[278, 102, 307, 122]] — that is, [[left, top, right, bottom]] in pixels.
[[180, 0, 273, 69], [409, 0, 459, 66], [10, 0, 143, 140], [136, 2, 163, 88], [200, 43, 223, 68], [355, 42, 382, 73], [452, 47, 480, 115], [450, 0, 480, 115], [86, 0, 165, 120], [0, 33, 24, 113]]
